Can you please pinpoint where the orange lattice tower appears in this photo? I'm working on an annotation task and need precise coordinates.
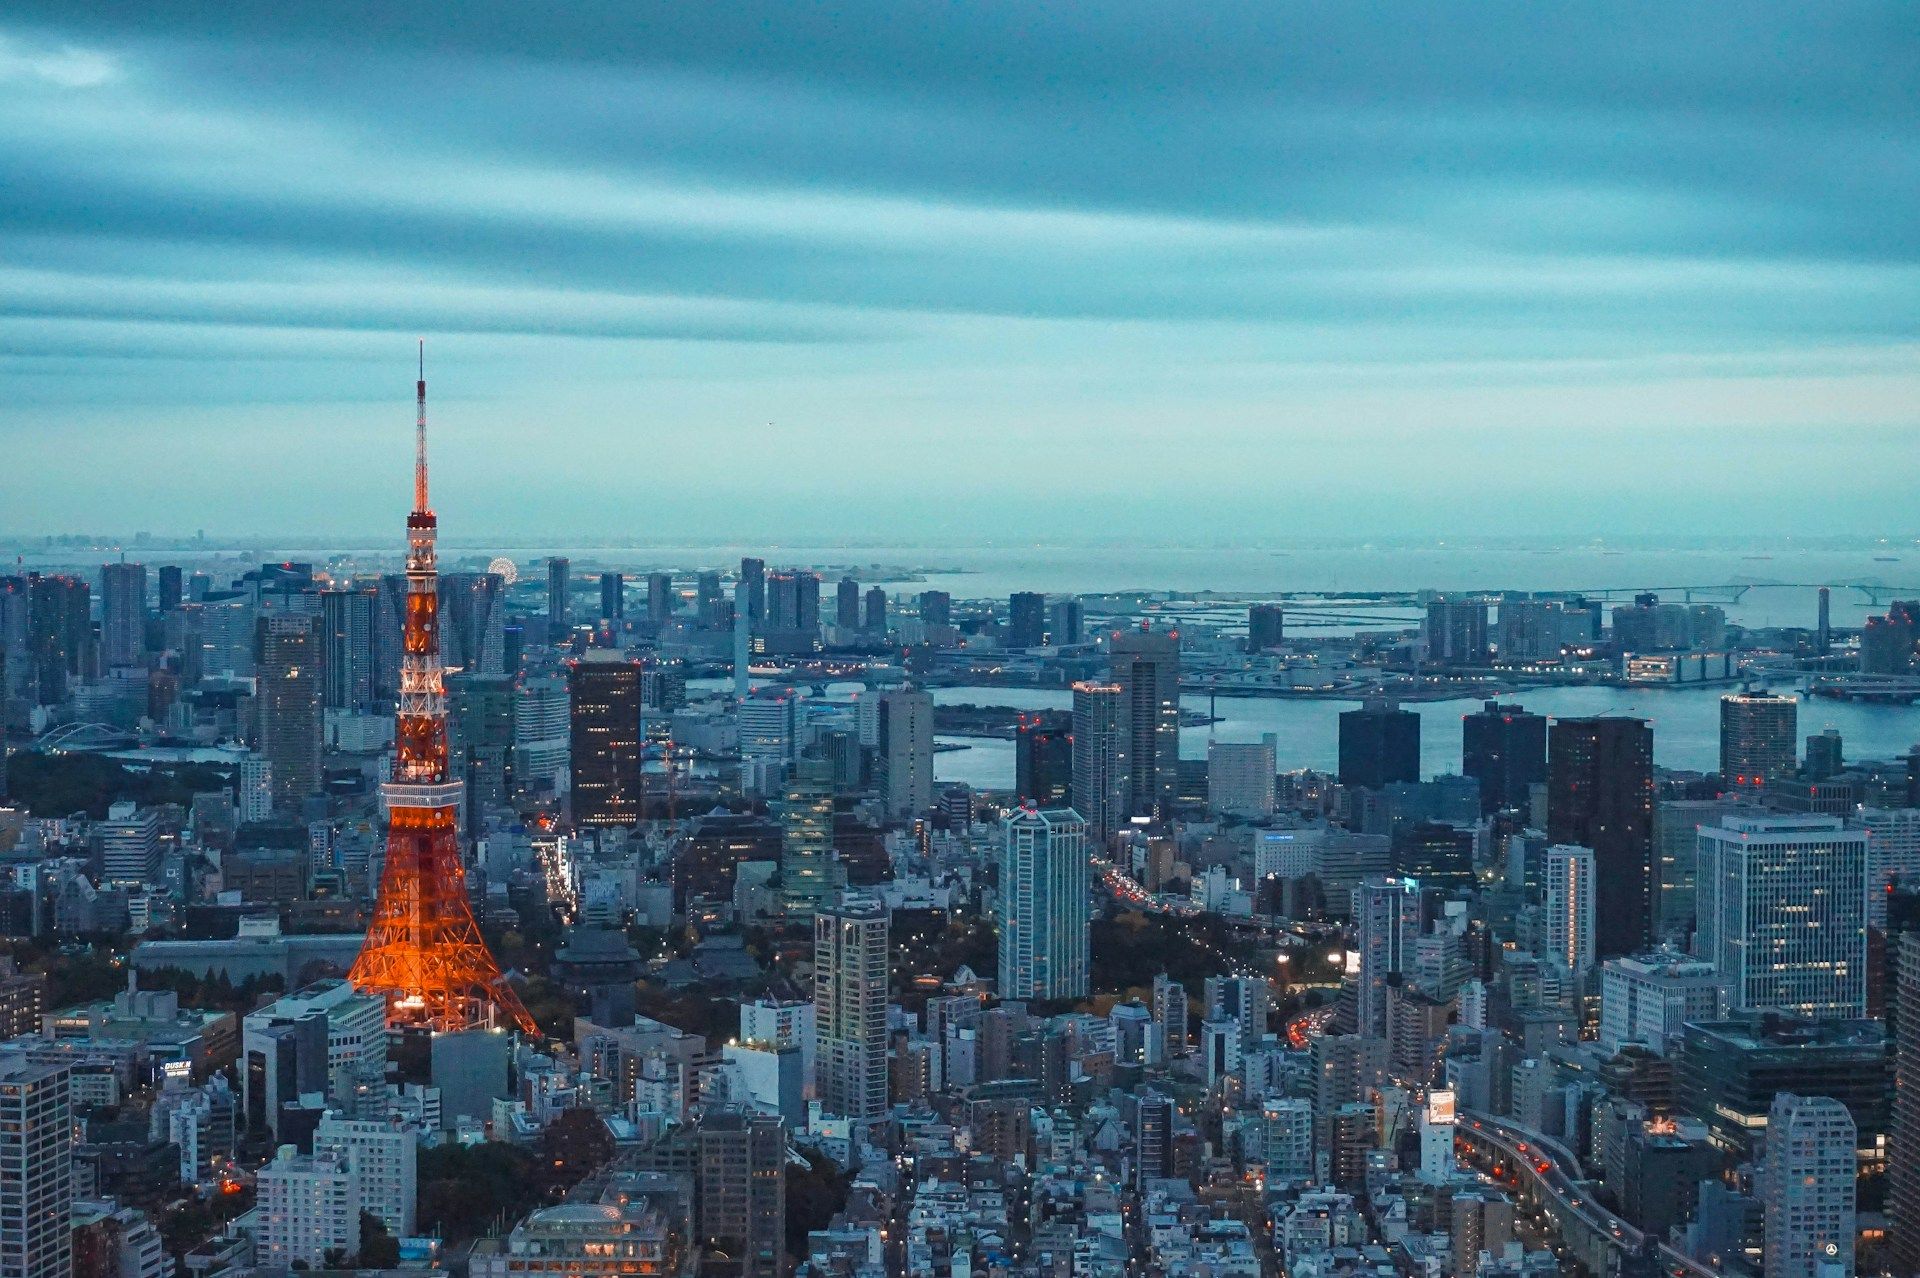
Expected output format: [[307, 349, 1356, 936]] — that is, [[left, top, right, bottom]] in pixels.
[[348, 344, 535, 1035]]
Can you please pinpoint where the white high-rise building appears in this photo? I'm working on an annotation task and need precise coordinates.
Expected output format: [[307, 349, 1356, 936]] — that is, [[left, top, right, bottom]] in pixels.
[[1696, 814, 1868, 1019], [237, 756, 274, 825], [738, 691, 798, 769], [814, 895, 889, 1121], [1861, 807, 1920, 927], [875, 688, 933, 818], [314, 1112, 417, 1237], [1256, 1097, 1315, 1183], [1762, 1093, 1855, 1278], [740, 999, 816, 1092], [257, 1145, 360, 1268], [98, 802, 161, 887], [1207, 737, 1277, 819], [1070, 681, 1128, 841], [0, 1055, 72, 1278], [998, 808, 1091, 1000], [1542, 844, 1596, 977], [1204, 975, 1271, 1057], [1598, 951, 1725, 1057], [1353, 877, 1421, 1039], [512, 675, 571, 795]]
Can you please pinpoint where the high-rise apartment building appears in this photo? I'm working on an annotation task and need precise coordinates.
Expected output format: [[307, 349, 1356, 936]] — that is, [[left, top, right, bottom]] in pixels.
[[156, 565, 183, 615], [998, 808, 1090, 1000], [777, 758, 839, 921], [1338, 699, 1420, 790], [1207, 737, 1277, 819], [0, 1055, 72, 1278], [1461, 701, 1546, 815], [545, 557, 571, 644], [1007, 592, 1046, 649], [100, 561, 147, 668], [1049, 598, 1083, 646], [1695, 814, 1867, 1019], [1070, 681, 1127, 840], [256, 1145, 360, 1268], [697, 1108, 786, 1278], [1720, 691, 1798, 789], [1014, 713, 1072, 807], [1352, 877, 1421, 1039], [1152, 972, 1189, 1059], [598, 572, 623, 622], [1548, 715, 1654, 957], [875, 688, 933, 819], [1248, 603, 1284, 651], [568, 652, 643, 826], [1424, 597, 1488, 667], [257, 613, 323, 813], [918, 590, 951, 627], [314, 1112, 417, 1237], [862, 586, 887, 634], [319, 589, 376, 713], [1761, 1094, 1855, 1278], [1541, 844, 1596, 977], [835, 577, 860, 630], [814, 896, 889, 1121], [1109, 626, 1180, 819], [739, 557, 766, 625]]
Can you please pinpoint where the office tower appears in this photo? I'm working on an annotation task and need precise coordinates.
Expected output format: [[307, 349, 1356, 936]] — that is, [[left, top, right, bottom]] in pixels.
[[1040, 597, 1081, 647], [1804, 728, 1844, 780], [1461, 700, 1546, 815], [1353, 877, 1421, 1038], [1015, 713, 1072, 807], [1204, 974, 1271, 1057], [371, 573, 407, 700], [644, 571, 673, 626], [1338, 698, 1420, 789], [918, 590, 951, 627], [863, 586, 887, 634], [876, 687, 933, 818], [777, 758, 839, 921], [696, 571, 723, 621], [346, 353, 534, 1036], [156, 565, 183, 614], [732, 579, 750, 699], [99, 801, 161, 886], [739, 690, 798, 767], [1696, 814, 1867, 1019], [739, 557, 766, 624], [1542, 844, 1596, 977], [1651, 796, 1745, 942], [438, 572, 505, 675], [512, 674, 570, 795], [1816, 586, 1832, 655], [1863, 808, 1920, 926], [697, 1108, 786, 1278], [1891, 934, 1920, 1275], [1761, 1094, 1855, 1278], [256, 1146, 360, 1268], [998, 808, 1091, 1000], [1424, 597, 1488, 666], [448, 673, 515, 811], [27, 573, 88, 704], [1109, 624, 1180, 819], [0, 1056, 72, 1278], [1719, 691, 1797, 788], [814, 896, 889, 1120], [1598, 952, 1725, 1057], [1548, 715, 1654, 958], [319, 589, 376, 713], [1070, 681, 1128, 839], [568, 651, 643, 826], [1247, 603, 1285, 652], [1207, 736, 1277, 818], [1007, 592, 1046, 649], [1152, 972, 1189, 1059], [314, 1112, 417, 1237], [835, 577, 860, 629], [1861, 601, 1919, 674], [100, 561, 147, 667], [598, 572, 623, 621], [257, 613, 322, 813], [763, 571, 814, 633], [545, 557, 570, 643]]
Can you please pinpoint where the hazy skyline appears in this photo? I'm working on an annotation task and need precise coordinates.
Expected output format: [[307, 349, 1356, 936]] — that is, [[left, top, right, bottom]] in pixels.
[[4, 3, 1916, 539]]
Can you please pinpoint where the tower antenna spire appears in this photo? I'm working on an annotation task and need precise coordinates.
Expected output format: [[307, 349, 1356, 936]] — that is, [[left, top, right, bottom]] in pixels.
[[414, 338, 429, 513]]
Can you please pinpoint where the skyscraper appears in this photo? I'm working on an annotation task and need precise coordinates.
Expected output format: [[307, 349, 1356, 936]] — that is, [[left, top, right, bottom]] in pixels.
[[1461, 701, 1546, 815], [1338, 698, 1420, 789], [697, 1108, 787, 1278], [568, 651, 643, 827], [918, 590, 951, 627], [1108, 624, 1180, 819], [1719, 690, 1797, 789], [1247, 603, 1284, 651], [545, 557, 570, 644], [598, 571, 624, 621], [1070, 681, 1127, 840], [27, 573, 88, 704], [156, 565, 183, 614], [1007, 592, 1046, 649], [0, 1056, 72, 1278], [1353, 877, 1421, 1039], [863, 585, 887, 634], [1695, 813, 1866, 1019], [99, 561, 147, 668], [875, 687, 933, 818], [998, 807, 1091, 1000], [1890, 933, 1920, 1274], [739, 557, 766, 625], [835, 577, 860, 629], [1548, 715, 1654, 958], [1541, 844, 1596, 977], [1424, 597, 1489, 667], [1761, 1094, 1855, 1278], [814, 896, 888, 1121], [1152, 972, 1189, 1059], [257, 613, 322, 813], [438, 572, 505, 675], [319, 588, 376, 713], [646, 572, 674, 626], [1014, 713, 1072, 807], [777, 757, 839, 921]]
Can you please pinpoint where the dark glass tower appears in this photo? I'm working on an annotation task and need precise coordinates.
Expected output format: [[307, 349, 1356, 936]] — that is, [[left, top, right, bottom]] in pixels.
[[1548, 715, 1654, 957], [1461, 700, 1547, 815]]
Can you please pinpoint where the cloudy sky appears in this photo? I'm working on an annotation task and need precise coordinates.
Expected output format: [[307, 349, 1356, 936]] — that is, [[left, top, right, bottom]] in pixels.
[[3, 3, 1916, 541]]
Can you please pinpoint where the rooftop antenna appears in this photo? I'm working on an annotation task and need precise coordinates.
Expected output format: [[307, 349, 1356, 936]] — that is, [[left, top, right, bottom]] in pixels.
[[414, 338, 429, 514]]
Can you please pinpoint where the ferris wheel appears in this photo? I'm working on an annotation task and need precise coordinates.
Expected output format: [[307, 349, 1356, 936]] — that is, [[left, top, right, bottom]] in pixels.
[[487, 556, 518, 585]]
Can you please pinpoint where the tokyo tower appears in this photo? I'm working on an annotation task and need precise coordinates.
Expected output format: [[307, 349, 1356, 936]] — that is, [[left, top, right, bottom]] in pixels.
[[348, 344, 536, 1035]]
